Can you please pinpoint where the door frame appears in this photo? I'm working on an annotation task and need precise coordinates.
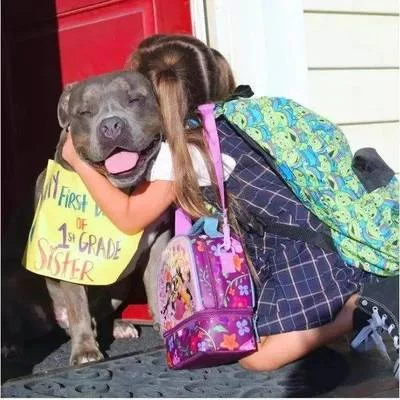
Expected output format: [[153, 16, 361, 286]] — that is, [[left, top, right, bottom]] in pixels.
[[190, 0, 309, 104]]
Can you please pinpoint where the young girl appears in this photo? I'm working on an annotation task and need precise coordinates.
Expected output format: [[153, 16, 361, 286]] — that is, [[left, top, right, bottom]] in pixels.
[[62, 34, 398, 374]]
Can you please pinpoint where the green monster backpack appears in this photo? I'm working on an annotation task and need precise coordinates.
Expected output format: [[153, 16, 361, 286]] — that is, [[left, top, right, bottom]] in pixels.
[[216, 96, 399, 276]]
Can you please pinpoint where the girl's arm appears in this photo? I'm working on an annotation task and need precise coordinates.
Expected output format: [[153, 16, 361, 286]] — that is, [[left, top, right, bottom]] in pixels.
[[62, 133, 174, 235]]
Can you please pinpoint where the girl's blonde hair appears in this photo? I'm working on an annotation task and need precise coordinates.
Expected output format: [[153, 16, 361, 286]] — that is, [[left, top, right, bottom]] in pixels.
[[126, 34, 236, 218]]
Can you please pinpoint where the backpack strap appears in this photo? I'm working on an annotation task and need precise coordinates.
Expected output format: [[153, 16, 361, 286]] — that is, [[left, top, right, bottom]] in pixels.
[[226, 85, 254, 101], [236, 210, 336, 253], [352, 147, 395, 193], [198, 104, 231, 250], [175, 103, 232, 250]]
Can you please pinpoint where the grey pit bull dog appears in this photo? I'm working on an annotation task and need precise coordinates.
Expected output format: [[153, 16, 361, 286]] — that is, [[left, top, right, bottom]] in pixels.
[[35, 71, 169, 365]]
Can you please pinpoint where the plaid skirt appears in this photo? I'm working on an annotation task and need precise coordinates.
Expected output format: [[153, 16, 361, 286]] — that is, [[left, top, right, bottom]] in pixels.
[[202, 118, 375, 337], [246, 231, 374, 336]]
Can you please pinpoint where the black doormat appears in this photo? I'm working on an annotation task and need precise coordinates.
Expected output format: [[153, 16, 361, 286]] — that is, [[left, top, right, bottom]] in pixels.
[[1, 346, 348, 398]]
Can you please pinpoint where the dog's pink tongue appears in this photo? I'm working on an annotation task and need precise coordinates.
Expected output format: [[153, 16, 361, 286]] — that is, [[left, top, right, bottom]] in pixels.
[[105, 151, 139, 174]]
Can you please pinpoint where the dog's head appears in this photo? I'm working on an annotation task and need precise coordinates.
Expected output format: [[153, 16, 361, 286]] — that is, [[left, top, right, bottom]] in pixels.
[[56, 71, 161, 189]]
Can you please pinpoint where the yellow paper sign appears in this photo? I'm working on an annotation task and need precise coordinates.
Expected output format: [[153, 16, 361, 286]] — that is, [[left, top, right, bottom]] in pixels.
[[24, 160, 142, 285]]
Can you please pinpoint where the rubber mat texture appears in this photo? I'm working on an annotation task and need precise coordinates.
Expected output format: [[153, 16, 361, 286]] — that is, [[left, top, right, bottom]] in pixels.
[[4, 325, 398, 398], [2, 345, 348, 398]]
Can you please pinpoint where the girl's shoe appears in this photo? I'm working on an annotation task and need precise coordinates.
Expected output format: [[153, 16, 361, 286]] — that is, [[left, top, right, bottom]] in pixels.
[[351, 277, 399, 379]]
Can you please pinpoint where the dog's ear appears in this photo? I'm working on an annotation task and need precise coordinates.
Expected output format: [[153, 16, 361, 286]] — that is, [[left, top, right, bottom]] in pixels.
[[54, 128, 73, 169], [57, 82, 77, 128]]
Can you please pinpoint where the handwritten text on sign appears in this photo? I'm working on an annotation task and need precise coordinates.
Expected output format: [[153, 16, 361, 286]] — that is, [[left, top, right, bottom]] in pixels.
[[24, 160, 142, 285]]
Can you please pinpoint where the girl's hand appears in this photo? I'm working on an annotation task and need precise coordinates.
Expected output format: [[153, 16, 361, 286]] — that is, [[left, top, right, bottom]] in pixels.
[[62, 131, 80, 168]]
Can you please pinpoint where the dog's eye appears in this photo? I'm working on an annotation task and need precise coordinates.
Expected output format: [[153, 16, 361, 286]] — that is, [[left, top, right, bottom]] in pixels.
[[78, 110, 92, 116], [128, 97, 140, 105]]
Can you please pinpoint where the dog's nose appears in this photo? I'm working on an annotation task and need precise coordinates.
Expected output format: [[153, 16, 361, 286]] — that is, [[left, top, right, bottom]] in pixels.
[[99, 117, 125, 139]]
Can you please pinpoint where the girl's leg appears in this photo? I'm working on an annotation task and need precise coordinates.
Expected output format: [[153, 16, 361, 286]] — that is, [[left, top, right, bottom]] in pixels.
[[239, 294, 359, 372]]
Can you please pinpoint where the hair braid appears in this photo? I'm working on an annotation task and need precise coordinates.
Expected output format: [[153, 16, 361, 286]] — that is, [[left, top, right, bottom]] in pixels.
[[126, 34, 236, 218]]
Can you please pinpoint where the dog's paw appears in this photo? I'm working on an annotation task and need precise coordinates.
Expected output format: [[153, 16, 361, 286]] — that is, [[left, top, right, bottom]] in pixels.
[[113, 320, 139, 340], [153, 322, 161, 332], [70, 346, 104, 366]]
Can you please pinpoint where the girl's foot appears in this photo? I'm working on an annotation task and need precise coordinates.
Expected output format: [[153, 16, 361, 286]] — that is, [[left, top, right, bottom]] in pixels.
[[351, 277, 399, 379]]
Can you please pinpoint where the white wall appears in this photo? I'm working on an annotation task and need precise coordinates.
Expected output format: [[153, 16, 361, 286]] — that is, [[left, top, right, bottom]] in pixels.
[[303, 0, 400, 173], [192, 0, 400, 172], [203, 0, 309, 104]]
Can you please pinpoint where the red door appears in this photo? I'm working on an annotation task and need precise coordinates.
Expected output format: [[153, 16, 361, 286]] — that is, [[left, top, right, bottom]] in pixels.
[[2, 0, 192, 230]]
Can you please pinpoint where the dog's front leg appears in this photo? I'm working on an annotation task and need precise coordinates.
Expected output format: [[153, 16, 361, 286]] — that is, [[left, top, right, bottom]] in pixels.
[[59, 281, 103, 365], [143, 228, 172, 333]]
